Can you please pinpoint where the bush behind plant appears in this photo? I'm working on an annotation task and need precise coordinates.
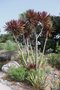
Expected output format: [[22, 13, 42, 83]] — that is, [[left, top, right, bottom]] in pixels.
[[0, 43, 5, 50], [0, 40, 17, 51], [48, 53, 60, 69]]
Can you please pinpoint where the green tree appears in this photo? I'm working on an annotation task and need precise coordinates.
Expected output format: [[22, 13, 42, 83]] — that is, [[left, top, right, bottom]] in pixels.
[[51, 16, 60, 35]]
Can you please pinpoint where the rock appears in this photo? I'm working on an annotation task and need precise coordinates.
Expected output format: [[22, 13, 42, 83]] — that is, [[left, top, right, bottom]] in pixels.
[[0, 83, 12, 90], [0, 54, 11, 62], [0, 51, 18, 62], [2, 61, 20, 73]]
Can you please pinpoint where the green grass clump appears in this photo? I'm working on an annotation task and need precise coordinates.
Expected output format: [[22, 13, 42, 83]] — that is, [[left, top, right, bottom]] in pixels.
[[26, 68, 46, 90], [8, 66, 27, 81]]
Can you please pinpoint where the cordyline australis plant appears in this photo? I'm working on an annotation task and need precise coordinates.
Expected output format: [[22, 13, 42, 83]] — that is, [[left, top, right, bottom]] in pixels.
[[5, 9, 52, 69], [25, 10, 52, 68]]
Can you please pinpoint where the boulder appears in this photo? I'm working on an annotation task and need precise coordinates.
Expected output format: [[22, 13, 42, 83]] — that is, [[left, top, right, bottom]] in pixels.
[[0, 54, 11, 62], [0, 51, 17, 62], [2, 61, 20, 73], [0, 51, 20, 63], [0, 83, 12, 90]]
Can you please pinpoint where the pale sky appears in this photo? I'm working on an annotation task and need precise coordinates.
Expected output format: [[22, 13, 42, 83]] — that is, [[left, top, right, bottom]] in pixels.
[[0, 0, 60, 34]]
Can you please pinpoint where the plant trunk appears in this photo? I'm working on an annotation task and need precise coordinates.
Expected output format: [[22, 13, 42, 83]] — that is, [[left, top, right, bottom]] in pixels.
[[13, 34, 27, 66], [26, 38, 30, 62], [39, 31, 48, 67], [35, 35, 38, 69], [43, 32, 48, 55], [29, 44, 35, 63]]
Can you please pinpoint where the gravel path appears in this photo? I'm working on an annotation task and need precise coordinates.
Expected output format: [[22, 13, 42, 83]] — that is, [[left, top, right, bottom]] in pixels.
[[0, 71, 33, 90], [0, 83, 12, 90]]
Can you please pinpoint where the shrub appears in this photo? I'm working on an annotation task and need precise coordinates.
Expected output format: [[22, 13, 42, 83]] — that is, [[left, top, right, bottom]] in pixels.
[[0, 40, 17, 51], [48, 54, 60, 69], [4, 40, 17, 51], [8, 66, 27, 81], [0, 43, 5, 50]]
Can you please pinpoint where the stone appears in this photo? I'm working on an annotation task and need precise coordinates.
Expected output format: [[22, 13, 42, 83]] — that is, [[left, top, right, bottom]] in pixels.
[[0, 83, 12, 90], [0, 54, 11, 62], [2, 61, 20, 73], [0, 51, 18, 62]]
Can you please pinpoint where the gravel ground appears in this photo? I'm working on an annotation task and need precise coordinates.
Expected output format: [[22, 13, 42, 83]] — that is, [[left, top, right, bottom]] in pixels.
[[0, 71, 33, 90]]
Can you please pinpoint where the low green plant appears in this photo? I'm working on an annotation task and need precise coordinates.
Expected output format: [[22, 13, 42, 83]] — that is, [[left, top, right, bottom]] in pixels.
[[8, 66, 27, 81], [26, 68, 46, 90], [48, 54, 60, 69]]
